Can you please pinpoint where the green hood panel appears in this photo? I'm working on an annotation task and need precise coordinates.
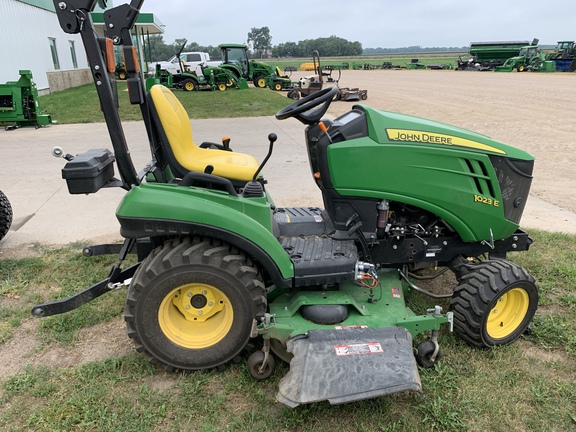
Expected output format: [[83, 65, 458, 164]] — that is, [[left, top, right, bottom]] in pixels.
[[361, 105, 533, 160]]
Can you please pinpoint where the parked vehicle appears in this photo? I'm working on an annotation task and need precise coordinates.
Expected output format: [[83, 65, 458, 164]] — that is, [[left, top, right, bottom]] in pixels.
[[149, 51, 221, 76]]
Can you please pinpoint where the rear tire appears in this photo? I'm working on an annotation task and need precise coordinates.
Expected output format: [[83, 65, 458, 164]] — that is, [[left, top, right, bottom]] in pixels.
[[254, 76, 266, 88], [450, 259, 538, 348], [0, 190, 12, 242], [183, 79, 197, 91], [125, 237, 266, 371]]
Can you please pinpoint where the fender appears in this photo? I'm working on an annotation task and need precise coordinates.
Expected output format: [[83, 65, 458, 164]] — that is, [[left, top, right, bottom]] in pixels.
[[116, 183, 295, 285]]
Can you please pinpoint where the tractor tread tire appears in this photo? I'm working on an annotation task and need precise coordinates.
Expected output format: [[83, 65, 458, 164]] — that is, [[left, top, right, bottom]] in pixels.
[[0, 190, 13, 242], [449, 259, 538, 348], [125, 237, 266, 372]]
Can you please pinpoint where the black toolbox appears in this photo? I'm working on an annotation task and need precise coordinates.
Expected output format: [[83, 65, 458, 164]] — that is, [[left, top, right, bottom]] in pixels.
[[61, 148, 116, 194]]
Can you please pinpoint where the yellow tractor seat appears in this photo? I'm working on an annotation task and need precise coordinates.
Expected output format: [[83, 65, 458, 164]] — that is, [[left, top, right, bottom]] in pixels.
[[147, 84, 259, 182]]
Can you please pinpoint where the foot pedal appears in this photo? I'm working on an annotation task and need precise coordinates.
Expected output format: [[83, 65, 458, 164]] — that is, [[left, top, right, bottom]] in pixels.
[[276, 327, 421, 407]]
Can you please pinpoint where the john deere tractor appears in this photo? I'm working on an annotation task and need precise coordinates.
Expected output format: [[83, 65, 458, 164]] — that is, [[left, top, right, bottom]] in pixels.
[[146, 40, 239, 92], [218, 43, 291, 90], [37, 0, 539, 407]]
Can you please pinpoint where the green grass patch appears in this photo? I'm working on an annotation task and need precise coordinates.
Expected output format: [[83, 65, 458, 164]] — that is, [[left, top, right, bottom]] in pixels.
[[39, 81, 290, 125], [0, 230, 575, 431]]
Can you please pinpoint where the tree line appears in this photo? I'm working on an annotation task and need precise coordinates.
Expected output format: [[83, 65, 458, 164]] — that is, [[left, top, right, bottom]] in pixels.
[[144, 31, 466, 62], [144, 28, 363, 61]]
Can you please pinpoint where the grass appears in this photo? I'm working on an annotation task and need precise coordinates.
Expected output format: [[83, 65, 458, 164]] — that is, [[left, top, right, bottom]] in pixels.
[[0, 230, 575, 431], [36, 51, 461, 125], [38, 81, 290, 124]]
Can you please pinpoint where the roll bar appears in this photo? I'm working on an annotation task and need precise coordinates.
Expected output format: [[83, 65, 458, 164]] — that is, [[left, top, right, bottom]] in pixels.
[[53, 0, 151, 189]]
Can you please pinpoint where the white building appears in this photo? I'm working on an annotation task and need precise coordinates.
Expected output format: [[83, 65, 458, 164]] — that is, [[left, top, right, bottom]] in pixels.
[[0, 0, 163, 94]]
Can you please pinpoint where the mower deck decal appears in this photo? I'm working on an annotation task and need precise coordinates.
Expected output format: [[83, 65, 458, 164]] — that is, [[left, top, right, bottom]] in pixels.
[[386, 129, 506, 155], [334, 342, 384, 356]]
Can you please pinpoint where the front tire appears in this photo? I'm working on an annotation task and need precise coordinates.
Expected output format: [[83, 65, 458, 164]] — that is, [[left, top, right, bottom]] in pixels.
[[125, 237, 266, 371], [450, 260, 539, 348]]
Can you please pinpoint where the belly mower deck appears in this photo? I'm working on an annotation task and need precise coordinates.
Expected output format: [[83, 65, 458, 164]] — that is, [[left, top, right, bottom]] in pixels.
[[256, 268, 451, 407], [277, 326, 421, 407]]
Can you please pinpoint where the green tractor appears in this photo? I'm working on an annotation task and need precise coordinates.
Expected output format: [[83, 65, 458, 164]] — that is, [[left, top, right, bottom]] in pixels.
[[547, 41, 576, 71], [41, 0, 539, 407], [495, 45, 542, 72], [146, 41, 240, 92], [218, 43, 292, 90]]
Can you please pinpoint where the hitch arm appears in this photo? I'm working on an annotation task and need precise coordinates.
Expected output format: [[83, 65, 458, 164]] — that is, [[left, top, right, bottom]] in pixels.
[[31, 263, 139, 317]]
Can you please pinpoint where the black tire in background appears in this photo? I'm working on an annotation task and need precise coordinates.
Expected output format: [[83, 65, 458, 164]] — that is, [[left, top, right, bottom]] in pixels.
[[0, 190, 13, 242]]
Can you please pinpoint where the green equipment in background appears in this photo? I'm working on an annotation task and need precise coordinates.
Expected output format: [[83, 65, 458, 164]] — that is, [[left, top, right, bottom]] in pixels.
[[0, 70, 52, 131]]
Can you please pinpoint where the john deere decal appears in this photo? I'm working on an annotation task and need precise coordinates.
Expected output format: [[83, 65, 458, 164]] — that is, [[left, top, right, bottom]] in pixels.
[[386, 129, 506, 155]]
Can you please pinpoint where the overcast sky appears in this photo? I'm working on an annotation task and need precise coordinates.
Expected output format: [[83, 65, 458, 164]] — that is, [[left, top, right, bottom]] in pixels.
[[140, 0, 575, 49]]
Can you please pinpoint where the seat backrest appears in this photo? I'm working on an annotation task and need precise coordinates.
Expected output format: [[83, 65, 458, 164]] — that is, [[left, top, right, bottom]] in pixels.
[[147, 84, 201, 178], [147, 85, 260, 182]]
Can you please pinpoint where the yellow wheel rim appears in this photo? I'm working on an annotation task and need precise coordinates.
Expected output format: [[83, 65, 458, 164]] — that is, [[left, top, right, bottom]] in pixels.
[[185, 82, 195, 91], [257, 78, 266, 87], [158, 284, 233, 349], [218, 83, 227, 91], [486, 288, 529, 339], [274, 83, 282, 91]]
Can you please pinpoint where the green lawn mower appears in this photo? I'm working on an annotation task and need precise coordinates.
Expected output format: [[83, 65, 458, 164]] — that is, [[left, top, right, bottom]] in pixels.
[[36, 0, 539, 407]]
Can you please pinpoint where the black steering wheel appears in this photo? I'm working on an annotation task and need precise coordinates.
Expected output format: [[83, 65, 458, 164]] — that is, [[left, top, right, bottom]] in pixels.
[[275, 86, 339, 125]]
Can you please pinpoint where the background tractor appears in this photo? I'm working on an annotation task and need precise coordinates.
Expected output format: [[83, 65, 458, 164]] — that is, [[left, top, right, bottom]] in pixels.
[[38, 0, 539, 408], [495, 45, 542, 72], [547, 40, 576, 71], [145, 40, 241, 91], [218, 43, 291, 90]]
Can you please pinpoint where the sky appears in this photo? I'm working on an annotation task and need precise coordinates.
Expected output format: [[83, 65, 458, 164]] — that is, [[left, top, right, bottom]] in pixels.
[[139, 0, 576, 50]]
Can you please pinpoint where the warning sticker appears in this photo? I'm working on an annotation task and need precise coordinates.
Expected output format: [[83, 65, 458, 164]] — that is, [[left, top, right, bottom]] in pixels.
[[391, 287, 402, 299], [334, 325, 369, 330], [334, 342, 384, 357]]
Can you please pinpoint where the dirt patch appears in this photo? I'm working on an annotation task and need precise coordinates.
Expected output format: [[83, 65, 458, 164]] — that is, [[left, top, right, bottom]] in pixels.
[[0, 317, 132, 380]]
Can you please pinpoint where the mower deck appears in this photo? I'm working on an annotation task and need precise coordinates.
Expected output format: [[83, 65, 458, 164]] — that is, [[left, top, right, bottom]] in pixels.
[[277, 326, 421, 407]]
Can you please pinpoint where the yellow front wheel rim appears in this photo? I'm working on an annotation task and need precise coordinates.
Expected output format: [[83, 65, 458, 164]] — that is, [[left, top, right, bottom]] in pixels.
[[486, 288, 529, 339], [158, 284, 233, 349]]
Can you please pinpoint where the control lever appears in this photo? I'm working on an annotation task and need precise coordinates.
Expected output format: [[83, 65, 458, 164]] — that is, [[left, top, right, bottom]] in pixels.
[[52, 146, 74, 161], [252, 133, 277, 181], [222, 136, 231, 151]]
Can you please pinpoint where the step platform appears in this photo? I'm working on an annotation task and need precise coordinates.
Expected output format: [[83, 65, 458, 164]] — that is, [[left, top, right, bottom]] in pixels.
[[276, 326, 421, 407]]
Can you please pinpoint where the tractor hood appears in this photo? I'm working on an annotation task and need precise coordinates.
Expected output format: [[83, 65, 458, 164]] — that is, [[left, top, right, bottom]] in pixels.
[[359, 105, 533, 161], [318, 105, 534, 242]]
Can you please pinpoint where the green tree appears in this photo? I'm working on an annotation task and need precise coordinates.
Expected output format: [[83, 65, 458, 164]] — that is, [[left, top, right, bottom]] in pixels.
[[146, 35, 175, 61], [247, 27, 272, 59]]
